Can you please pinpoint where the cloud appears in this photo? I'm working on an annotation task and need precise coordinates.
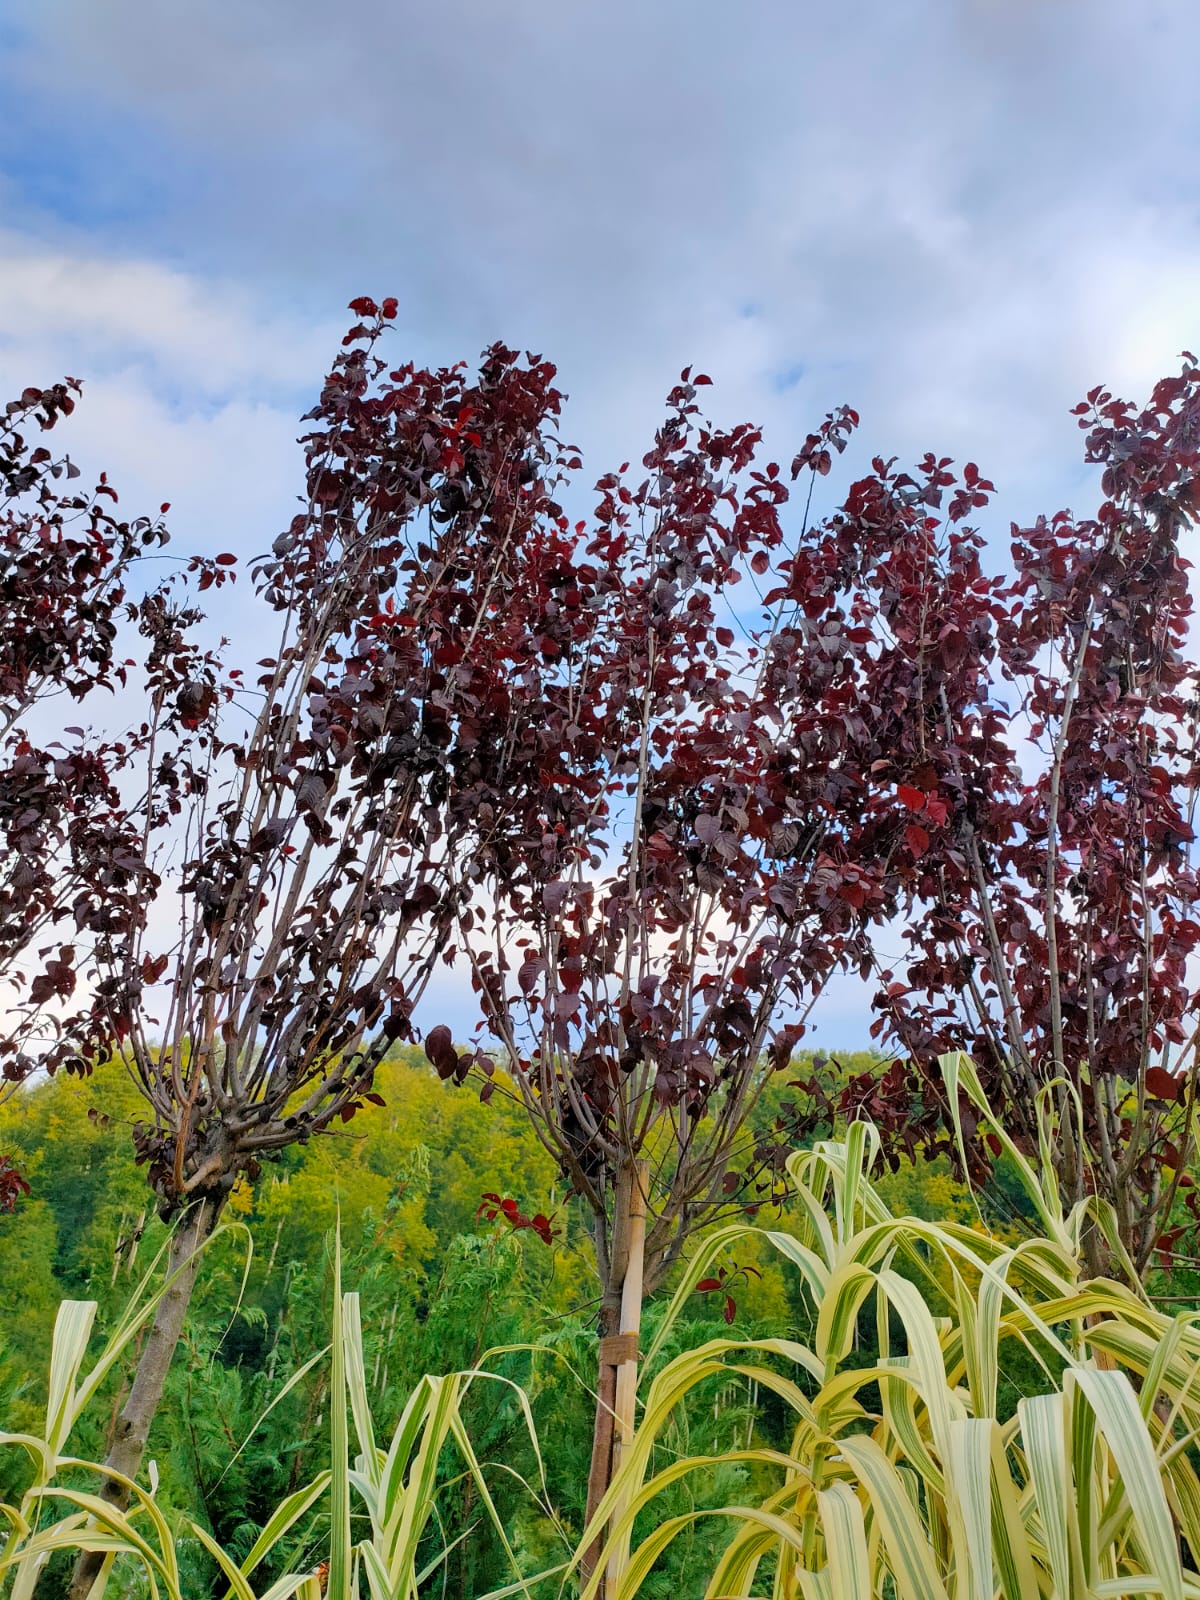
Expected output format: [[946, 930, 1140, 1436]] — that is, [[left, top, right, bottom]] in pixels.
[[4, 0, 1199, 507], [0, 237, 333, 588], [0, 232, 337, 399]]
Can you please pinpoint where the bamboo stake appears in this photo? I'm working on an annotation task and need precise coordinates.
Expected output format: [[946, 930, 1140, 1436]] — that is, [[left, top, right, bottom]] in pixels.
[[605, 1160, 648, 1595], [583, 1162, 635, 1588]]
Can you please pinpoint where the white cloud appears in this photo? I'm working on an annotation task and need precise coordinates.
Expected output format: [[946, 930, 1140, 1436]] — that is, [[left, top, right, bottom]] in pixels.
[[0, 237, 327, 600], [0, 233, 337, 399]]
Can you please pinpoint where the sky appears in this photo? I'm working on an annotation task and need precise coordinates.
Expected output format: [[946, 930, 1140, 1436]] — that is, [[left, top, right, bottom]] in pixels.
[[1, 0, 1198, 1046]]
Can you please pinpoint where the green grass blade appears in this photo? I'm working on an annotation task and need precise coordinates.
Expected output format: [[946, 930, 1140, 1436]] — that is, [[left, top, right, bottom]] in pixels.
[[838, 1434, 950, 1600], [475, 1560, 571, 1599], [938, 1051, 1065, 1243], [238, 1473, 331, 1583], [258, 1574, 325, 1600], [817, 1480, 871, 1600], [213, 1347, 330, 1491], [1071, 1368, 1184, 1600], [188, 1521, 258, 1600], [987, 1422, 1041, 1600], [815, 1262, 875, 1370], [341, 1293, 378, 1482], [946, 1419, 993, 1600], [1019, 1391, 1074, 1598], [45, 1302, 96, 1458]]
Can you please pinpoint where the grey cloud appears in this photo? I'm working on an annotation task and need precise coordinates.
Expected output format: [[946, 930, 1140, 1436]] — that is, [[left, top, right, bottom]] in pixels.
[[6, 0, 1199, 500]]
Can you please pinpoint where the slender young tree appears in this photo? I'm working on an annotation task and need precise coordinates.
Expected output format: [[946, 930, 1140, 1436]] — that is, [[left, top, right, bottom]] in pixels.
[[67, 303, 586, 1597], [442, 380, 947, 1574]]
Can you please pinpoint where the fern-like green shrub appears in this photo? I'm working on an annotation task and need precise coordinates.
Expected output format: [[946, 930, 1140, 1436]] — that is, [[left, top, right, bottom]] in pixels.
[[0, 1235, 559, 1600]]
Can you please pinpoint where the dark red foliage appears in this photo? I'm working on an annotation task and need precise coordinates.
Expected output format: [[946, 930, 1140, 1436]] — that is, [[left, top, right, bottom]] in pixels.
[[0, 382, 229, 1109], [447, 377, 926, 1295], [0, 1153, 29, 1212], [14, 303, 1194, 1289], [695, 1260, 761, 1323], [101, 310, 594, 1216], [427, 340, 1200, 1283], [477, 1192, 560, 1246], [828, 359, 1200, 1274]]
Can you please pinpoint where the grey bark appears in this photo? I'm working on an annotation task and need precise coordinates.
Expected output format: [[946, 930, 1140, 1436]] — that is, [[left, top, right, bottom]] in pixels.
[[67, 1195, 222, 1600]]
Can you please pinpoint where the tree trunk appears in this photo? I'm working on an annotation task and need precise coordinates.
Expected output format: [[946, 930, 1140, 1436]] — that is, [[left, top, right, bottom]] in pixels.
[[67, 1195, 222, 1600], [581, 1162, 647, 1600]]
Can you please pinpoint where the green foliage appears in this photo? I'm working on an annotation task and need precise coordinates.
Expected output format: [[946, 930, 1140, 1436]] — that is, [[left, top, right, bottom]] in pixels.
[[0, 1050, 582, 1592], [582, 1118, 1200, 1599], [8, 1111, 1200, 1600], [8, 1044, 1200, 1596], [0, 1237, 551, 1600]]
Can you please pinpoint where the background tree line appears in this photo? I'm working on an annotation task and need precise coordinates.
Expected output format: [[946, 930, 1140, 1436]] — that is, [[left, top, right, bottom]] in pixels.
[[0, 1044, 1017, 1597]]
